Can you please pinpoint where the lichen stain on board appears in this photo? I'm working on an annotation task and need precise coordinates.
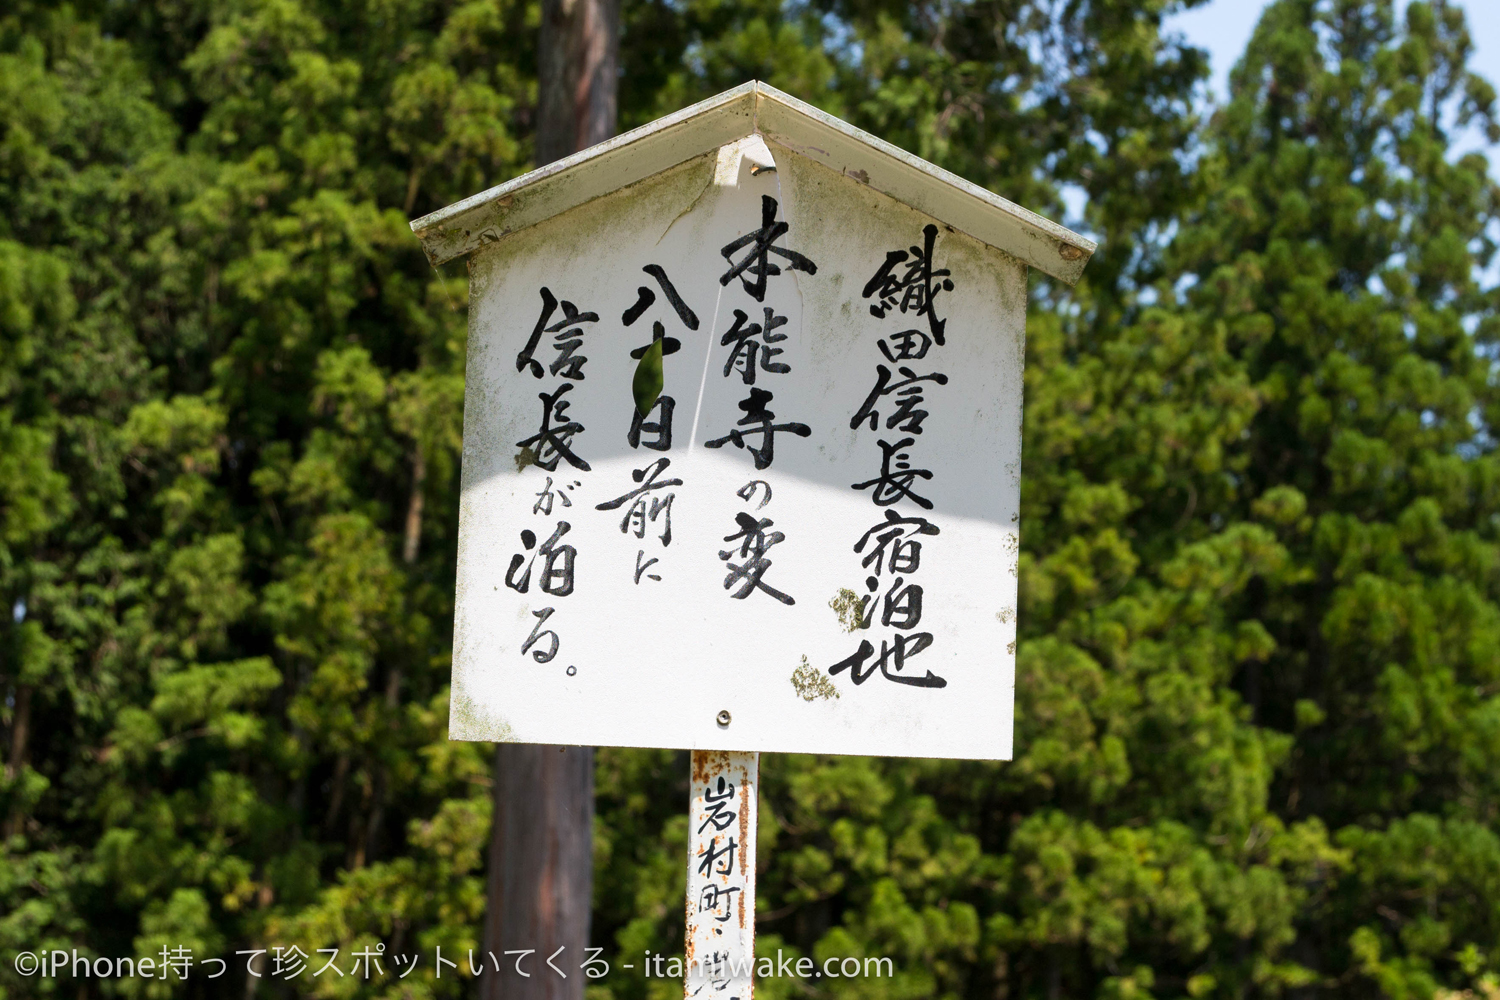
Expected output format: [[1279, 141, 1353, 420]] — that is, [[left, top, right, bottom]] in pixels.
[[448, 689, 517, 742], [829, 588, 864, 632], [791, 655, 839, 701], [996, 607, 1015, 624], [514, 445, 539, 472]]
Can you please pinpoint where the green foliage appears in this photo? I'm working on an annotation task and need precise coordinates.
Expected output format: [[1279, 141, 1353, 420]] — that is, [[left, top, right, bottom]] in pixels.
[[0, 0, 1496, 998]]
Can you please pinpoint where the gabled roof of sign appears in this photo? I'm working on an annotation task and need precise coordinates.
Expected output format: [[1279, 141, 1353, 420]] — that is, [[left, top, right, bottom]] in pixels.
[[410, 80, 1096, 284]]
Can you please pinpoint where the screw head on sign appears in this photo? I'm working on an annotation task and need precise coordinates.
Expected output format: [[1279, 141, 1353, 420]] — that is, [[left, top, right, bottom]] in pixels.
[[716, 710, 731, 728]]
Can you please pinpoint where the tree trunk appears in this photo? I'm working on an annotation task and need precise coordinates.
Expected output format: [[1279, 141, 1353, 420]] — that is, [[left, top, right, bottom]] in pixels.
[[402, 444, 426, 565], [4, 682, 32, 838], [535, 0, 619, 166], [482, 745, 595, 999], [480, 4, 615, 997], [4, 682, 28, 782]]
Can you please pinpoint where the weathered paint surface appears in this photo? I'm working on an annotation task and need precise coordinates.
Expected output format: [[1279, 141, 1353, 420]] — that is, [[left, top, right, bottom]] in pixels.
[[411, 81, 1094, 284], [686, 750, 757, 999], [450, 127, 1028, 760]]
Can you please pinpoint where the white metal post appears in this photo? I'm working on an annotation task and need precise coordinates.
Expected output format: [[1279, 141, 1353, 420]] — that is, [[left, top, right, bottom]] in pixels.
[[685, 749, 758, 999]]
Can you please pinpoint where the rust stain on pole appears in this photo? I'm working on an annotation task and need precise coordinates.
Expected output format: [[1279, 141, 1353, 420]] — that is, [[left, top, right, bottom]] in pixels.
[[686, 750, 758, 998]]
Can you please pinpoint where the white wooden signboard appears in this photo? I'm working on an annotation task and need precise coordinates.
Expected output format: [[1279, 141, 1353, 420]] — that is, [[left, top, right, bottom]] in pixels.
[[414, 82, 1094, 763], [412, 82, 1094, 999]]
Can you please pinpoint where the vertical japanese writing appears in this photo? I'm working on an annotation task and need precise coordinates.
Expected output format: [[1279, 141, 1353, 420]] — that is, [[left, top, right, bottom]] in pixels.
[[861, 222, 953, 344], [511, 288, 598, 665], [686, 752, 756, 1000], [704, 195, 815, 470], [623, 264, 699, 452], [602, 264, 699, 585], [595, 456, 682, 585], [705, 195, 815, 606], [718, 479, 794, 605], [832, 224, 955, 688]]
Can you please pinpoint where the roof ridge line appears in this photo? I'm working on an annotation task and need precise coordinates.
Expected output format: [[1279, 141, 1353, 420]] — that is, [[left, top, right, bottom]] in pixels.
[[409, 81, 1095, 284]]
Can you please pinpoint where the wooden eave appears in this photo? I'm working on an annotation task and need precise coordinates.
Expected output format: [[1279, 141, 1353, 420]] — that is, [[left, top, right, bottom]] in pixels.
[[409, 80, 1096, 284]]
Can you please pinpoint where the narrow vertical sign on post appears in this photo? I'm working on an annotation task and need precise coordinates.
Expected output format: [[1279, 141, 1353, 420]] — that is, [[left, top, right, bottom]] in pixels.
[[687, 751, 758, 998], [412, 81, 1094, 997]]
